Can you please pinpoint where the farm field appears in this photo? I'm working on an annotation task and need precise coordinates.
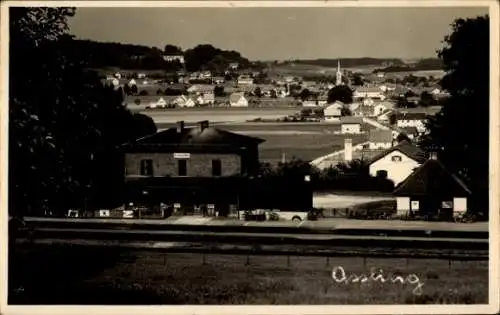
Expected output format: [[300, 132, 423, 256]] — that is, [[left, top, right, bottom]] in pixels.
[[208, 122, 366, 163], [152, 122, 372, 164], [140, 108, 299, 124], [9, 244, 488, 305], [212, 122, 372, 164]]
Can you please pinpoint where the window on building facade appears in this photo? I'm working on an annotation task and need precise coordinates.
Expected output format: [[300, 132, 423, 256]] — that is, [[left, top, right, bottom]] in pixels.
[[178, 159, 187, 176], [140, 159, 153, 176], [391, 155, 402, 162], [212, 159, 222, 176]]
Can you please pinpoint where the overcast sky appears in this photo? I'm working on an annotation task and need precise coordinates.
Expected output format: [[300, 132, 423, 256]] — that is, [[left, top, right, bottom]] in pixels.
[[68, 6, 488, 61]]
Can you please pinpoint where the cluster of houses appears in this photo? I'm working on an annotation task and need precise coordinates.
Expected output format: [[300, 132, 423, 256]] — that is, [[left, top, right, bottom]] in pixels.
[[118, 118, 469, 221]]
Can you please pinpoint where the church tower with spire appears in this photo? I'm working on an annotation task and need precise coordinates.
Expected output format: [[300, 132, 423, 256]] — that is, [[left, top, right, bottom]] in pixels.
[[336, 59, 343, 86]]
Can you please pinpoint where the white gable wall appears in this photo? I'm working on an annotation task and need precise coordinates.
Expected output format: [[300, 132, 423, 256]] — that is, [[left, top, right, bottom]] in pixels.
[[369, 150, 421, 186], [369, 142, 392, 150]]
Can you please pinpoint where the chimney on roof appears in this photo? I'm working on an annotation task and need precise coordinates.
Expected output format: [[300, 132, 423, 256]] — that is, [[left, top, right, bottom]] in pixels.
[[199, 120, 209, 132], [176, 121, 185, 133], [344, 138, 352, 162]]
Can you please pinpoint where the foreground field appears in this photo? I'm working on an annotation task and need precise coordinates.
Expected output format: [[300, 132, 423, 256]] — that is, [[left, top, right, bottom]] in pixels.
[[9, 245, 487, 305]]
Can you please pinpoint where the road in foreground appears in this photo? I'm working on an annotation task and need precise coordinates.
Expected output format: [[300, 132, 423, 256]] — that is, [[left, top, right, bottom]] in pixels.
[[24, 216, 489, 232]]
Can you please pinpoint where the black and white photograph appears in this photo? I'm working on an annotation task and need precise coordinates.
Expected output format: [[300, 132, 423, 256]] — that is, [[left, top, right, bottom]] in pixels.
[[1, 1, 499, 314]]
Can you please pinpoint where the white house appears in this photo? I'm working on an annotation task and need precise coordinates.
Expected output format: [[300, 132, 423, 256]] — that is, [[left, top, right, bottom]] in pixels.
[[353, 87, 386, 100], [199, 71, 212, 79], [362, 98, 375, 106], [196, 92, 215, 105], [368, 130, 393, 150], [323, 102, 343, 122], [149, 97, 167, 109], [163, 55, 185, 64], [114, 72, 122, 79], [137, 73, 146, 79], [396, 112, 427, 132], [379, 84, 396, 92], [340, 116, 363, 134], [173, 95, 195, 108], [182, 97, 196, 108], [237, 75, 254, 85], [229, 92, 249, 107], [229, 63, 239, 70], [128, 79, 137, 86], [302, 100, 319, 108], [430, 88, 441, 95], [213, 77, 225, 84], [188, 84, 214, 95], [368, 140, 427, 186]]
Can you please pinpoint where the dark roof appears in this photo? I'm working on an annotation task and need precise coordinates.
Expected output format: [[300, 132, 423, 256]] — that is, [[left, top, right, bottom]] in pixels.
[[393, 158, 471, 197], [124, 124, 265, 149], [368, 140, 428, 164]]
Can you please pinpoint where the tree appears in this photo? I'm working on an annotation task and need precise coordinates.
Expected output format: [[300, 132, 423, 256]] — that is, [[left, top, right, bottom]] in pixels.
[[404, 90, 416, 98], [164, 44, 182, 55], [130, 84, 138, 95], [389, 112, 397, 125], [327, 85, 353, 104], [396, 96, 409, 108], [397, 133, 411, 143], [299, 88, 312, 101], [123, 84, 132, 95], [214, 85, 225, 97], [253, 86, 262, 98], [270, 89, 278, 98], [9, 8, 154, 218], [352, 73, 364, 86], [419, 91, 434, 107], [419, 15, 489, 217], [341, 106, 352, 116]]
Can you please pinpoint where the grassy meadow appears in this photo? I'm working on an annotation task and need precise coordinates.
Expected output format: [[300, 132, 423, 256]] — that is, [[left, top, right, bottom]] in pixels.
[[151, 121, 373, 164], [9, 244, 488, 305]]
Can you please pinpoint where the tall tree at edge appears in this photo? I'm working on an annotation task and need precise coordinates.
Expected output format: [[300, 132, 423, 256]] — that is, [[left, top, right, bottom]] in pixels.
[[419, 15, 490, 218]]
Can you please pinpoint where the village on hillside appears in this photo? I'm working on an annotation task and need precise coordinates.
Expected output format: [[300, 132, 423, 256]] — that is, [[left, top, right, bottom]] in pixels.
[[7, 5, 493, 307], [86, 54, 474, 224]]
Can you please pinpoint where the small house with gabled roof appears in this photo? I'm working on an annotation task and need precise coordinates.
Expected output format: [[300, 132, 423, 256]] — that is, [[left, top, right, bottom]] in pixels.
[[368, 140, 428, 186], [340, 116, 363, 134], [393, 152, 471, 218]]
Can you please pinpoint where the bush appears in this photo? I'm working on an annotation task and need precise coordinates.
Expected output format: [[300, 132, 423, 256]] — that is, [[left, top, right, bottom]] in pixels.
[[139, 90, 148, 96], [134, 99, 141, 105]]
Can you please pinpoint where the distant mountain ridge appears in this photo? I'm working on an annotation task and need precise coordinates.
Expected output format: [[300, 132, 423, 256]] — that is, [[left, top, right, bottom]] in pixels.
[[288, 58, 443, 71]]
